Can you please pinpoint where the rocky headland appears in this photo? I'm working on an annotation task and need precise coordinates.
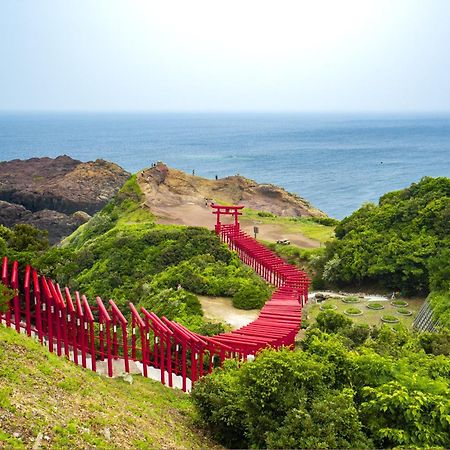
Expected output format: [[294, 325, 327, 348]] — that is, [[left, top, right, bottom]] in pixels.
[[139, 162, 324, 218], [0, 155, 129, 243], [137, 162, 326, 247]]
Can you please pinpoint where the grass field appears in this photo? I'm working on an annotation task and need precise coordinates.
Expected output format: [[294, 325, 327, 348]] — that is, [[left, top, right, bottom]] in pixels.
[[241, 208, 335, 244]]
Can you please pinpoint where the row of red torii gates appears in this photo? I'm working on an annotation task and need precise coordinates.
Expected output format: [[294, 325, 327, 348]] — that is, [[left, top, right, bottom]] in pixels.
[[0, 205, 309, 392]]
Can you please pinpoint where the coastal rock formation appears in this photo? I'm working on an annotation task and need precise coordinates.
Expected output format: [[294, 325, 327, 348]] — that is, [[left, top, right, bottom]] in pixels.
[[0, 156, 129, 243], [138, 162, 324, 217]]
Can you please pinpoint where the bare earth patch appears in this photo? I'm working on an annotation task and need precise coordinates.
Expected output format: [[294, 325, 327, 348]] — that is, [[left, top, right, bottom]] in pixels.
[[198, 295, 259, 329]]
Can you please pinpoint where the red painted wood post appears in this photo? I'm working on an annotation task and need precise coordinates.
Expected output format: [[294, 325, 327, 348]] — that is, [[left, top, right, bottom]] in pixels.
[[190, 344, 197, 385], [129, 303, 147, 377], [41, 277, 54, 353], [110, 300, 129, 373], [153, 325, 159, 368], [175, 341, 180, 375], [55, 283, 70, 359], [181, 338, 187, 392], [121, 322, 129, 373], [166, 335, 173, 388], [0, 257, 8, 325], [141, 315, 152, 370], [159, 331, 165, 385], [48, 281, 62, 356], [96, 297, 113, 377], [105, 321, 113, 377], [24, 265, 32, 336], [11, 261, 20, 333], [141, 323, 148, 377], [32, 270, 43, 343], [75, 292, 86, 368], [131, 314, 136, 360], [199, 348, 204, 377], [65, 287, 78, 365], [112, 318, 118, 358], [82, 295, 96, 372]]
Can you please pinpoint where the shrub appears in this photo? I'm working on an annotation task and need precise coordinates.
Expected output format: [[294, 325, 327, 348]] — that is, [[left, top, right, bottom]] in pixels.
[[8, 224, 49, 252], [0, 285, 15, 313], [315, 311, 352, 333], [311, 217, 340, 226], [232, 282, 270, 309], [381, 315, 399, 323], [257, 211, 276, 218], [367, 302, 384, 310], [342, 296, 360, 303], [345, 307, 362, 315], [319, 303, 337, 311], [391, 300, 408, 307]]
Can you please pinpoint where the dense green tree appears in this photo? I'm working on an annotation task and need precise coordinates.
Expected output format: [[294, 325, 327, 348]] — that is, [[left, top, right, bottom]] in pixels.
[[317, 177, 450, 297]]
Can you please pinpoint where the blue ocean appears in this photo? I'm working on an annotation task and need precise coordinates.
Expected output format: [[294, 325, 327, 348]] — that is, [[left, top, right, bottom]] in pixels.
[[0, 112, 449, 219]]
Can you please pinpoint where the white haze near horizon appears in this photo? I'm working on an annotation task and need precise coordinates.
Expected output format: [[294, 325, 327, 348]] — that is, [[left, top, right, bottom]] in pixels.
[[1, 0, 450, 112]]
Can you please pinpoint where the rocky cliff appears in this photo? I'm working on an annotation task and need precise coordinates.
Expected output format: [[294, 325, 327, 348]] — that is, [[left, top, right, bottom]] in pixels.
[[0, 156, 129, 243]]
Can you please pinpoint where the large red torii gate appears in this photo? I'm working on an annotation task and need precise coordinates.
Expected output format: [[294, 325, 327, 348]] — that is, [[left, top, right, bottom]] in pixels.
[[211, 204, 244, 234]]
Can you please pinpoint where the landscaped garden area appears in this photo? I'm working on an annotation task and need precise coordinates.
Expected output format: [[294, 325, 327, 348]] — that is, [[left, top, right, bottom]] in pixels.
[[304, 294, 422, 329]]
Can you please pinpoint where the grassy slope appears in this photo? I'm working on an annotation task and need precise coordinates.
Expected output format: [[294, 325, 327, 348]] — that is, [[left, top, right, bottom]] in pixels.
[[0, 326, 219, 449], [242, 208, 335, 244]]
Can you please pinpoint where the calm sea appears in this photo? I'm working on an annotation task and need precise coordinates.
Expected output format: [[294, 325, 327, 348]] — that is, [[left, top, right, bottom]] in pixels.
[[0, 112, 449, 219]]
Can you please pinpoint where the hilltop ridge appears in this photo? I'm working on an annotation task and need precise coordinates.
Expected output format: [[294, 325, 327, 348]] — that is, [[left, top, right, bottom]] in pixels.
[[139, 162, 324, 218]]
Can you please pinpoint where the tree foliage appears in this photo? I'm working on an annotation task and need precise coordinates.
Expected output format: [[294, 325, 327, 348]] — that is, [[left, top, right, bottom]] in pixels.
[[192, 312, 450, 449], [315, 177, 450, 296]]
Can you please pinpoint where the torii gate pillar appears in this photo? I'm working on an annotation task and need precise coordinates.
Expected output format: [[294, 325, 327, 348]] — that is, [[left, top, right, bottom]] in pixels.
[[211, 205, 244, 234]]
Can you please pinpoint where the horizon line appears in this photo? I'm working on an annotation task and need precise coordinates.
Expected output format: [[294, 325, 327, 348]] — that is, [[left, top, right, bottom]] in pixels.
[[1, 109, 450, 115]]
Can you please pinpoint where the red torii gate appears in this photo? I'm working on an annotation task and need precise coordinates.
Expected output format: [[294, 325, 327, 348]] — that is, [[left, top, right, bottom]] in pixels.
[[211, 204, 244, 234]]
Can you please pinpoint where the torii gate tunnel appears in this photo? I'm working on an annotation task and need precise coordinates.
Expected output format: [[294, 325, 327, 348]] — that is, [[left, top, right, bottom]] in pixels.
[[0, 204, 309, 392]]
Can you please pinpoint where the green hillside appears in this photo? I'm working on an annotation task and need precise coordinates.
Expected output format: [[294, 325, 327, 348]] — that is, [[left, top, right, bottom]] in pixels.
[[0, 325, 219, 449], [2, 175, 271, 334]]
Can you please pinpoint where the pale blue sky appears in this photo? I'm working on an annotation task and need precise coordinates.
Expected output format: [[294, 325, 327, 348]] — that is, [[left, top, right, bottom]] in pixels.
[[1, 0, 450, 112]]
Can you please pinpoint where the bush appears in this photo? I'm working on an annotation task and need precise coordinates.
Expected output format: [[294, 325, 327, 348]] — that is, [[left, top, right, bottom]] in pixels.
[[319, 303, 337, 311], [381, 315, 399, 323], [193, 324, 450, 449], [192, 348, 371, 449], [0, 284, 15, 313], [418, 330, 450, 356], [315, 310, 353, 333], [7, 224, 49, 252], [342, 296, 360, 303], [391, 300, 408, 307], [345, 307, 362, 315], [367, 302, 384, 310], [311, 217, 340, 226], [257, 211, 276, 218], [232, 282, 270, 309]]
